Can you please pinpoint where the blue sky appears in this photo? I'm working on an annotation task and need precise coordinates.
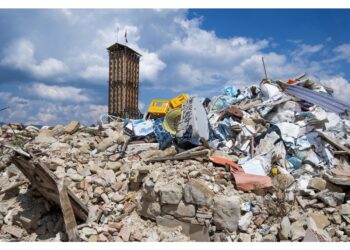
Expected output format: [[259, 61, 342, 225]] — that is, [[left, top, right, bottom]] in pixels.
[[1, 9, 350, 125]]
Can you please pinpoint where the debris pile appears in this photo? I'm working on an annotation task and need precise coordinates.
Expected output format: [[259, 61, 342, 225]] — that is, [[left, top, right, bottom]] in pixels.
[[1, 74, 350, 242]]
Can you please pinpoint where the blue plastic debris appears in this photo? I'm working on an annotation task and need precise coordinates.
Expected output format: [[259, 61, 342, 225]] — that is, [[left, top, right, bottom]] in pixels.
[[223, 86, 238, 97], [287, 156, 302, 170], [132, 119, 154, 136], [153, 118, 174, 150]]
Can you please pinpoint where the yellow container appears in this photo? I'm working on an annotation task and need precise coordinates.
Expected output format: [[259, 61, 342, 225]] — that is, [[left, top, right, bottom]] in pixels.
[[163, 109, 182, 135], [147, 99, 170, 116], [170, 93, 189, 109]]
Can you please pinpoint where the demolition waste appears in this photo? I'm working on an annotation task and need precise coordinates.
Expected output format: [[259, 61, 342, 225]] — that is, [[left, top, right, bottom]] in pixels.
[[1, 74, 350, 242]]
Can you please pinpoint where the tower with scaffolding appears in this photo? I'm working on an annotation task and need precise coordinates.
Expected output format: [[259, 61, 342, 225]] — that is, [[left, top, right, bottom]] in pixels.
[[107, 42, 142, 119]]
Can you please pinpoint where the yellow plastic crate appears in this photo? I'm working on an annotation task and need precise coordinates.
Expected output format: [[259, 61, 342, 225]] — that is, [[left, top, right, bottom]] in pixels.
[[170, 93, 189, 109], [147, 99, 170, 116]]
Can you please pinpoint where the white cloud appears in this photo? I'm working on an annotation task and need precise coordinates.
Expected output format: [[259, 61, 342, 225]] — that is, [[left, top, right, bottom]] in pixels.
[[88, 23, 166, 82], [332, 44, 350, 62], [1, 38, 68, 78], [0, 92, 31, 122], [80, 65, 108, 80], [30, 83, 89, 102], [293, 43, 323, 57], [0, 92, 12, 101], [320, 76, 350, 105], [139, 51, 166, 81], [36, 112, 57, 124]]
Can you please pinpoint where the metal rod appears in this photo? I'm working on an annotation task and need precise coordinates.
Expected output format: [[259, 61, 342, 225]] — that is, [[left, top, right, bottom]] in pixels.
[[262, 57, 268, 80], [0, 106, 9, 112]]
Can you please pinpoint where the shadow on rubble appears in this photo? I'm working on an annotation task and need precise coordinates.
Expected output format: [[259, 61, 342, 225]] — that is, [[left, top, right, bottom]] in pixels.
[[2, 186, 67, 241]]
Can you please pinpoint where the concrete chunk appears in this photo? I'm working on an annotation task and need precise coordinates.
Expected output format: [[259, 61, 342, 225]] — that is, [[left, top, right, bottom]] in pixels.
[[184, 179, 214, 206], [213, 195, 240, 233]]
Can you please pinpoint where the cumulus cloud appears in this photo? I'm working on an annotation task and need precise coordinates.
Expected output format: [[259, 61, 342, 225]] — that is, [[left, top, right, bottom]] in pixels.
[[80, 65, 108, 80], [89, 23, 166, 82], [292, 43, 324, 57], [30, 83, 90, 102], [0, 92, 31, 122], [139, 52, 166, 81], [332, 44, 350, 62], [320, 76, 350, 105], [1, 38, 68, 78]]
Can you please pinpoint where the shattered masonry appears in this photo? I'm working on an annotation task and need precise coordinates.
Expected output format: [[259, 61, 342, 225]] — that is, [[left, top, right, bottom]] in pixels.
[[1, 73, 350, 242]]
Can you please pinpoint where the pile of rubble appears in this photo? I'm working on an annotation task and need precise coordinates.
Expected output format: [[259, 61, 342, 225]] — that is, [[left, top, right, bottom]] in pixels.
[[1, 74, 350, 242]]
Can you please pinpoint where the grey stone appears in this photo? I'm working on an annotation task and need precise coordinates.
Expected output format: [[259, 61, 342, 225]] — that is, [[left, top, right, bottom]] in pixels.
[[159, 182, 183, 205], [97, 137, 114, 152], [273, 173, 295, 190], [303, 228, 332, 242], [156, 216, 210, 242], [94, 186, 104, 196], [308, 177, 326, 191], [344, 225, 350, 236], [184, 179, 214, 206], [238, 233, 251, 242], [332, 214, 342, 225], [261, 234, 277, 242], [340, 204, 350, 215], [51, 124, 65, 136], [1, 225, 24, 238], [238, 212, 253, 232], [76, 165, 91, 177], [81, 227, 97, 237], [290, 221, 306, 241], [66, 168, 83, 182], [279, 216, 291, 240], [6, 164, 20, 178], [213, 195, 240, 233], [106, 161, 122, 171], [309, 213, 330, 229], [34, 129, 57, 144], [162, 201, 196, 218], [137, 199, 161, 220], [111, 193, 124, 203], [318, 192, 345, 207], [64, 121, 80, 134], [97, 169, 116, 185], [289, 210, 301, 222]]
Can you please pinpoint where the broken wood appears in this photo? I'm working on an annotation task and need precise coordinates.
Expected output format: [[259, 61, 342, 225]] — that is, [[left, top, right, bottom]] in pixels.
[[3, 144, 31, 158], [0, 180, 28, 195], [0, 106, 9, 112], [58, 179, 80, 242], [147, 149, 210, 163], [11, 154, 88, 221], [333, 150, 348, 155], [317, 131, 350, 156]]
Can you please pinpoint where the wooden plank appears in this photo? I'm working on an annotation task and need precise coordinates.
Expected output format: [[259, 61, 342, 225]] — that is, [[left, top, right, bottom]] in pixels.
[[0, 181, 27, 195], [11, 155, 88, 221], [317, 131, 350, 156], [147, 149, 209, 163], [57, 180, 80, 242]]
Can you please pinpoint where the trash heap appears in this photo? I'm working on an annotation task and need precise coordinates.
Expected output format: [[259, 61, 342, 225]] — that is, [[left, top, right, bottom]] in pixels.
[[1, 74, 350, 242]]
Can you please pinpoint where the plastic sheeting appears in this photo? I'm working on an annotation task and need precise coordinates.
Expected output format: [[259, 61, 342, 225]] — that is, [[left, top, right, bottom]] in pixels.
[[284, 85, 350, 114]]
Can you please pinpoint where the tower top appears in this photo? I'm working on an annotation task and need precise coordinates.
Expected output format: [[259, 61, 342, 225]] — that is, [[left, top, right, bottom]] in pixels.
[[107, 42, 142, 57]]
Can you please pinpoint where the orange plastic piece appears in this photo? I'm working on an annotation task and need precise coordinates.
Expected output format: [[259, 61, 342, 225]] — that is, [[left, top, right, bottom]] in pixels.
[[209, 155, 272, 191], [170, 93, 189, 109], [209, 155, 244, 173], [232, 173, 272, 192]]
